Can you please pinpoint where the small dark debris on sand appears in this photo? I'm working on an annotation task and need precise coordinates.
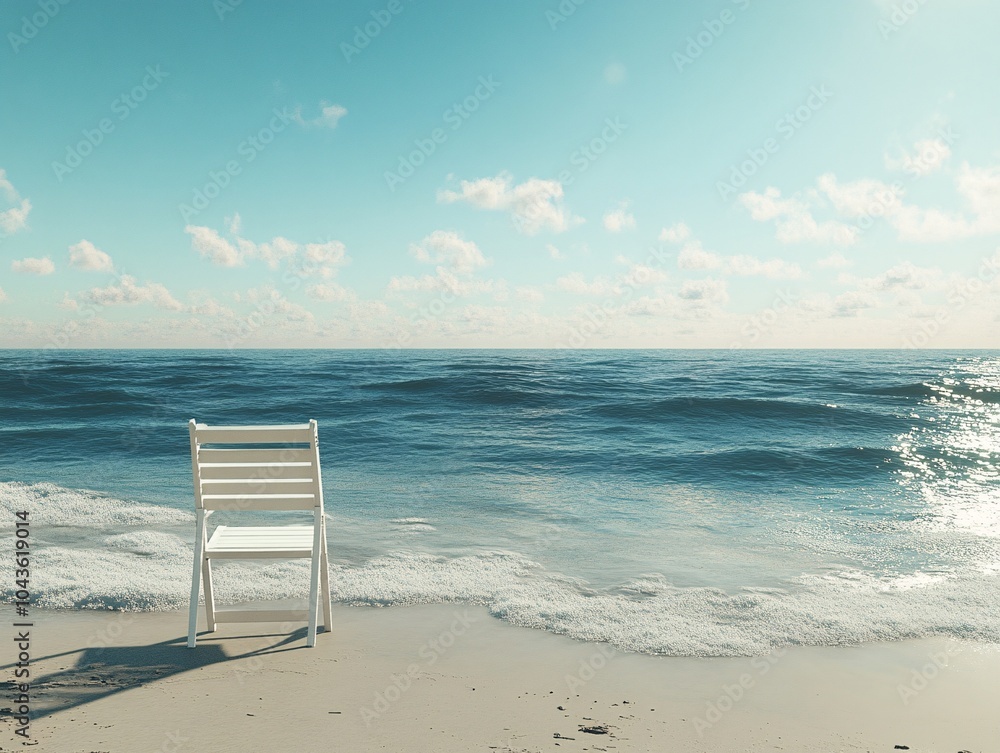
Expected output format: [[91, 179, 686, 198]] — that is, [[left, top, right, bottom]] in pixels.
[[893, 747, 909, 750], [579, 724, 610, 735], [553, 732, 576, 740]]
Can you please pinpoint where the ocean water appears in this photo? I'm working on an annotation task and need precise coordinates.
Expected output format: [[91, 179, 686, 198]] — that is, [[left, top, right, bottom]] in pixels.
[[1, 349, 998, 656]]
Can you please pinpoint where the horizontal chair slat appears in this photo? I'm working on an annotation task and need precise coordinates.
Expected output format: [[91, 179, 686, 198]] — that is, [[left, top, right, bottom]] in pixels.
[[195, 424, 314, 444], [200, 479, 316, 495], [206, 549, 314, 558], [202, 494, 317, 511], [199, 462, 315, 480], [213, 609, 311, 623], [198, 448, 314, 463]]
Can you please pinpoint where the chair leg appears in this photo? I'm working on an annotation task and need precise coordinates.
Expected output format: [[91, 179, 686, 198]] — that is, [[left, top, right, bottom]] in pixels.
[[187, 511, 206, 648], [306, 508, 323, 647], [202, 556, 216, 633], [320, 524, 332, 633]]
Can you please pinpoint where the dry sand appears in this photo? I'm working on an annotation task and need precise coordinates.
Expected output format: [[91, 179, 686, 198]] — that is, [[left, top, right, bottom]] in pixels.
[[2, 603, 997, 752]]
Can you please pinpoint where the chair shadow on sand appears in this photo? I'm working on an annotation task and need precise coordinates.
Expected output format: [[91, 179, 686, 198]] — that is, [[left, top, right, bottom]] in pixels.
[[2, 626, 311, 723]]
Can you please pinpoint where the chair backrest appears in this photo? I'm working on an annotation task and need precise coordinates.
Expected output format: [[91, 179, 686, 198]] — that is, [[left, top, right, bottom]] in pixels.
[[188, 420, 324, 512]]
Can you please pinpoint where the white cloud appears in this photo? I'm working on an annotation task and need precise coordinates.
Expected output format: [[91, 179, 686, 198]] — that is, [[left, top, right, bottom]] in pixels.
[[0, 170, 17, 203], [68, 240, 114, 272], [739, 187, 858, 245], [389, 231, 495, 298], [603, 202, 636, 233], [816, 173, 903, 218], [0, 169, 31, 234], [620, 295, 677, 318], [438, 172, 581, 235], [858, 261, 940, 292], [317, 102, 348, 128], [387, 271, 496, 297], [678, 278, 728, 304], [301, 241, 348, 278], [659, 223, 691, 243], [677, 243, 722, 270], [186, 221, 349, 276], [817, 253, 853, 269], [0, 288, 6, 303], [253, 236, 298, 270], [242, 286, 314, 322], [295, 101, 348, 129], [885, 163, 1000, 243], [186, 225, 243, 267], [955, 162, 1000, 221], [85, 275, 184, 311], [225, 213, 242, 235], [409, 231, 487, 274], [306, 282, 354, 302], [555, 272, 615, 296], [885, 138, 951, 176], [516, 287, 544, 302], [670, 232, 802, 280], [751, 160, 1000, 245], [725, 255, 803, 279], [889, 205, 971, 243], [832, 291, 878, 317], [11, 257, 54, 275], [188, 297, 234, 318], [621, 260, 670, 286], [546, 243, 564, 260]]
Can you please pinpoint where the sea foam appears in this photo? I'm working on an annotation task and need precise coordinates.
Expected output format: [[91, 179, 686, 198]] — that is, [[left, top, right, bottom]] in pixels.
[[4, 483, 999, 656]]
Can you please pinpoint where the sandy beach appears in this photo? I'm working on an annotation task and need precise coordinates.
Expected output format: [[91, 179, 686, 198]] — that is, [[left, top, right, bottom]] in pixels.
[[3, 604, 996, 752]]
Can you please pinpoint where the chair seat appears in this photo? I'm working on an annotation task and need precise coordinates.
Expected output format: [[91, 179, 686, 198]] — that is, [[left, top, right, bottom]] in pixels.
[[206, 525, 316, 558]]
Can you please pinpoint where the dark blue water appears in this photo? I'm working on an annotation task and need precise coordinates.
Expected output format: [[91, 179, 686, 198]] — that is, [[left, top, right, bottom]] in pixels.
[[1, 350, 998, 655]]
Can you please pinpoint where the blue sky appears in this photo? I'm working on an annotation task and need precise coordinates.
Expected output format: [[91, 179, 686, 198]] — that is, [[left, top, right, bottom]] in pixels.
[[1, 0, 998, 347]]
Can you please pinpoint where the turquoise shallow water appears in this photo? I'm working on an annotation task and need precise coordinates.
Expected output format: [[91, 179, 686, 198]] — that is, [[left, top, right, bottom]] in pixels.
[[1, 349, 998, 655]]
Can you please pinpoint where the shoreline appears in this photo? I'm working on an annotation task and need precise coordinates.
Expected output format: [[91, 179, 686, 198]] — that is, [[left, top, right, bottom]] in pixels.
[[3, 604, 997, 752]]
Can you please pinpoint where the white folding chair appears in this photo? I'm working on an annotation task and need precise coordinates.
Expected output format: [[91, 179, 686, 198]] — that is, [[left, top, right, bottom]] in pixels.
[[186, 420, 332, 648]]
